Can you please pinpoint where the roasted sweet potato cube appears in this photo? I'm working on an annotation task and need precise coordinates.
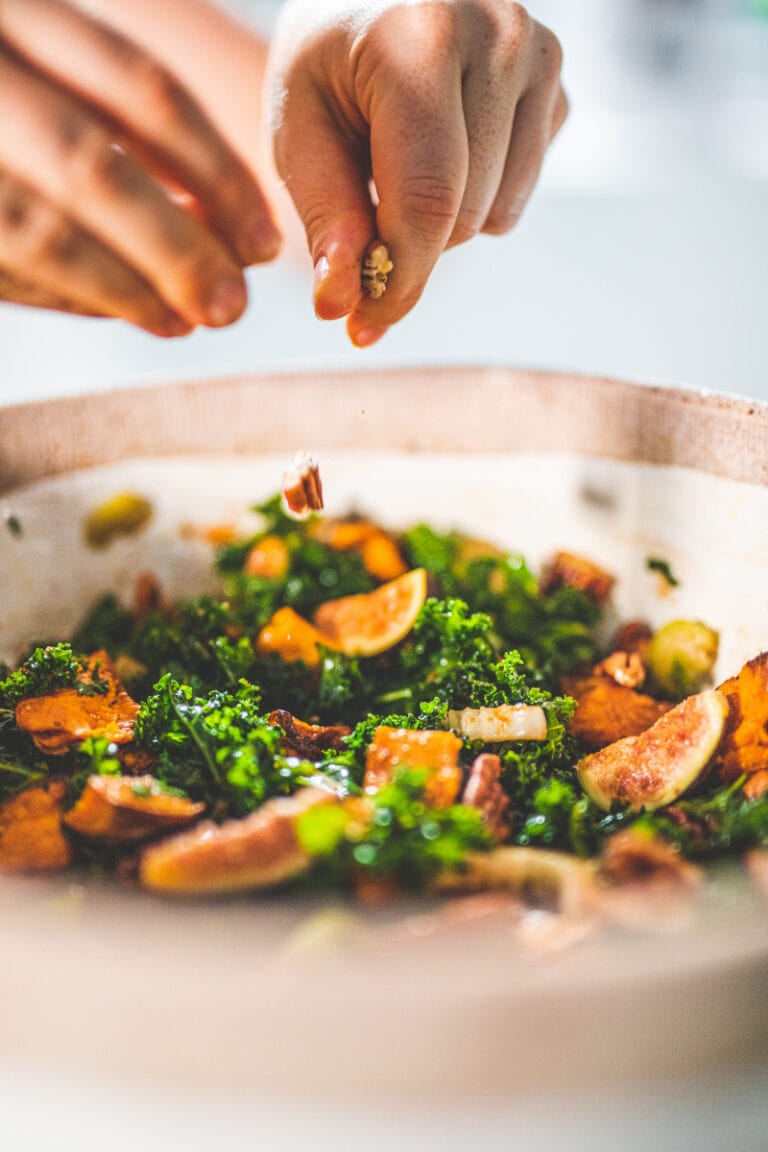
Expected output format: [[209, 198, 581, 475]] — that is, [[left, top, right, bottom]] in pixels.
[[256, 606, 336, 667], [364, 726, 463, 807], [15, 650, 140, 755], [359, 532, 408, 582], [564, 675, 671, 750], [63, 774, 205, 844], [715, 651, 768, 784], [0, 780, 72, 872], [244, 534, 290, 580]]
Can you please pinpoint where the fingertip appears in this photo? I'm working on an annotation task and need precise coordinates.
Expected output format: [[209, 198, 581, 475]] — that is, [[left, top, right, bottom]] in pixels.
[[347, 320, 390, 349], [313, 255, 362, 321]]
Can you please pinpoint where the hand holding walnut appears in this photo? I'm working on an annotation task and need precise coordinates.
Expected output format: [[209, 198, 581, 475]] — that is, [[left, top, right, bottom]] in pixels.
[[268, 0, 567, 346]]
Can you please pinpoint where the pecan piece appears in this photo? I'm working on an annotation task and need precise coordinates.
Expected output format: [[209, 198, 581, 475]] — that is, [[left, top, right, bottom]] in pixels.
[[282, 451, 323, 519], [599, 828, 702, 890], [461, 753, 510, 841]]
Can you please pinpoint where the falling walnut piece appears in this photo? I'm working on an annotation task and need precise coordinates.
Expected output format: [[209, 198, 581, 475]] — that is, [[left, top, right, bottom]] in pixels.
[[361, 242, 393, 300], [281, 451, 323, 519]]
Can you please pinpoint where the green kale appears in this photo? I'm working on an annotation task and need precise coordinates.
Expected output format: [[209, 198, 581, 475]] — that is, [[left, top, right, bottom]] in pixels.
[[63, 735, 123, 809], [0, 643, 82, 707], [400, 524, 461, 594], [637, 780, 768, 858], [296, 767, 491, 888], [134, 674, 297, 816], [131, 597, 256, 689]]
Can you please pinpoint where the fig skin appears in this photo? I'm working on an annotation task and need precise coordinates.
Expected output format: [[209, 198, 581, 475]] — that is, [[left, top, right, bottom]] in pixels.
[[576, 689, 729, 812]]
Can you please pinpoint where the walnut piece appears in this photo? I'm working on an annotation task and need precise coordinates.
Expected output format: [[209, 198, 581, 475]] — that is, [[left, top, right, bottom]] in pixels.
[[361, 242, 393, 300], [281, 451, 324, 519], [461, 753, 510, 840]]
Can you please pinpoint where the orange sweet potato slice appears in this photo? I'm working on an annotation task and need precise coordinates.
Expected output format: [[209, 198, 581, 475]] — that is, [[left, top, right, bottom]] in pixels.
[[255, 606, 337, 667], [564, 675, 672, 750], [364, 726, 463, 807], [15, 650, 140, 756], [714, 651, 768, 785], [63, 775, 205, 844], [0, 779, 72, 872]]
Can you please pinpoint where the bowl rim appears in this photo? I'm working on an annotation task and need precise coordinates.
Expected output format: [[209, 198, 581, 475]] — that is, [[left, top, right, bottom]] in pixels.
[[1, 365, 767, 493]]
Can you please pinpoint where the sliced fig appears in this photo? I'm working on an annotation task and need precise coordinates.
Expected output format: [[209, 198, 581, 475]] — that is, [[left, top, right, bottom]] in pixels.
[[313, 568, 427, 657], [576, 689, 729, 812], [139, 787, 334, 895]]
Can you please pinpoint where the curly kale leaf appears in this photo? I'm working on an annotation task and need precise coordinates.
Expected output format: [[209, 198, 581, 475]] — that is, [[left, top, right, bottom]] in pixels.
[[635, 781, 768, 858], [296, 767, 491, 888], [134, 674, 296, 816], [130, 596, 256, 689], [0, 643, 82, 708], [402, 523, 600, 687]]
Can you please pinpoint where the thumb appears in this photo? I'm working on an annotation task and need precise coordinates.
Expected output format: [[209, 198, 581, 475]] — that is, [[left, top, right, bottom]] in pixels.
[[273, 90, 374, 321]]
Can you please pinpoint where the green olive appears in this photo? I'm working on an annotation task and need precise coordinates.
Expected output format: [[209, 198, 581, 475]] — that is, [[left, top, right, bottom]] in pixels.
[[647, 619, 719, 699], [84, 492, 153, 549]]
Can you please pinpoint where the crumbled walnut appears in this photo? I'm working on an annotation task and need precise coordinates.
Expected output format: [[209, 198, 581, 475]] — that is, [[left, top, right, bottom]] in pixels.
[[461, 753, 510, 841], [281, 451, 324, 519], [361, 242, 393, 300], [594, 650, 646, 689]]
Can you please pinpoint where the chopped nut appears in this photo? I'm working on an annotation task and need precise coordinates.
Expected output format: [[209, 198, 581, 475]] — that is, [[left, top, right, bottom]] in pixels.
[[461, 753, 510, 840], [282, 451, 323, 519], [361, 242, 393, 300], [594, 650, 646, 689]]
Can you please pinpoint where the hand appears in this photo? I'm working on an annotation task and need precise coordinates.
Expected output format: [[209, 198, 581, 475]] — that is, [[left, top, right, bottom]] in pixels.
[[0, 0, 281, 335], [269, 0, 567, 347]]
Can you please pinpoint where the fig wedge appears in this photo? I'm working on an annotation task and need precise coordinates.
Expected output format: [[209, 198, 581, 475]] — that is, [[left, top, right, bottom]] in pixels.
[[139, 787, 334, 895], [313, 568, 427, 657], [576, 689, 729, 812]]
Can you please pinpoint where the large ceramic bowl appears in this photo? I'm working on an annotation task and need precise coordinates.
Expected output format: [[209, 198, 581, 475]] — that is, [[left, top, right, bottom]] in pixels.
[[1, 367, 767, 1150]]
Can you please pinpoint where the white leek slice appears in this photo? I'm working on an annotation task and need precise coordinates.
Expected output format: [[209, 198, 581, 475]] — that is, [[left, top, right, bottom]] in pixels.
[[447, 704, 547, 742]]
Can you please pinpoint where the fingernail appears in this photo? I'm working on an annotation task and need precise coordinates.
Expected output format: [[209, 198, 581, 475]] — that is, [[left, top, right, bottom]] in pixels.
[[313, 255, 353, 321], [206, 278, 247, 326], [350, 324, 390, 348]]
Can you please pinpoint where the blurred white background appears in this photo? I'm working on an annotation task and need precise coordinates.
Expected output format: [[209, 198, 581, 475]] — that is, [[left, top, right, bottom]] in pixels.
[[1, 0, 766, 402]]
